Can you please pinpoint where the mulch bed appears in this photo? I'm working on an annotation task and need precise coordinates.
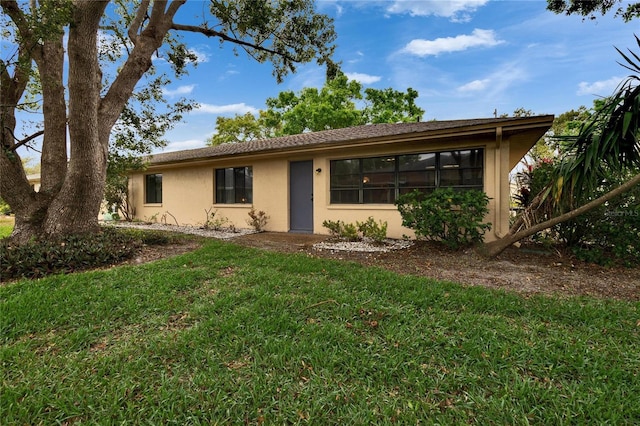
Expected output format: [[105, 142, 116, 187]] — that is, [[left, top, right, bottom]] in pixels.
[[141, 231, 639, 301]]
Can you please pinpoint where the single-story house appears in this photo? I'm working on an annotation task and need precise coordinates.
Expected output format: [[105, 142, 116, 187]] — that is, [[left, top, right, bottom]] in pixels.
[[129, 115, 554, 241]]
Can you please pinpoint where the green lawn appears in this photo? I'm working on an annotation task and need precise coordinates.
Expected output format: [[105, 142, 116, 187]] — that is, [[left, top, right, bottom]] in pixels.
[[0, 216, 13, 239], [2, 238, 639, 424]]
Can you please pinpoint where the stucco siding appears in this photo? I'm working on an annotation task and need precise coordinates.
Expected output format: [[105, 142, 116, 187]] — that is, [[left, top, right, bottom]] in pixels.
[[130, 139, 503, 240], [128, 117, 553, 241], [251, 159, 289, 232], [130, 167, 213, 225]]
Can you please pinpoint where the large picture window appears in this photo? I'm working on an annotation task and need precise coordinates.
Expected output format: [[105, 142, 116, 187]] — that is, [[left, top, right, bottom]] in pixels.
[[215, 166, 253, 204], [330, 149, 483, 204], [145, 173, 162, 204]]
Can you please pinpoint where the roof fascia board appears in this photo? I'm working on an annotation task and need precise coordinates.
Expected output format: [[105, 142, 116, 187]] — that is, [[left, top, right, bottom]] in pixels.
[[146, 128, 497, 169], [146, 116, 554, 169]]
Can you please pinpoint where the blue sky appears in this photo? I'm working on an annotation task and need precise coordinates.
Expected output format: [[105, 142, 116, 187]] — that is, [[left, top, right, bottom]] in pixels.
[[157, 0, 637, 153], [9, 1, 639, 158]]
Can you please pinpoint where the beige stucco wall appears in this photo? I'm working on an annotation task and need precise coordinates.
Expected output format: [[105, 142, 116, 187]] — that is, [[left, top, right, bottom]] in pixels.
[[130, 135, 515, 242]]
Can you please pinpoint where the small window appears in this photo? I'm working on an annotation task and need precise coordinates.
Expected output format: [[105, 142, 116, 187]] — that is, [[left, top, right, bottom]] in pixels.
[[215, 166, 253, 204], [439, 149, 483, 189], [145, 174, 162, 204]]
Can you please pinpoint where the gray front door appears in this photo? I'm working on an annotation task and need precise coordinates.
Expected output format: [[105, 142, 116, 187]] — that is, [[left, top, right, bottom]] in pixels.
[[289, 160, 313, 232]]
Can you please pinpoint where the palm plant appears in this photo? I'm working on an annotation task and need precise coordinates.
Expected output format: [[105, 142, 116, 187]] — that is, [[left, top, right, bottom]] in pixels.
[[483, 35, 640, 257], [556, 35, 640, 198]]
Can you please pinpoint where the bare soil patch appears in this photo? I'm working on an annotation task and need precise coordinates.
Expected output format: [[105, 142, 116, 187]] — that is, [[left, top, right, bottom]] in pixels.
[[128, 229, 639, 301], [231, 233, 640, 301], [123, 239, 203, 266]]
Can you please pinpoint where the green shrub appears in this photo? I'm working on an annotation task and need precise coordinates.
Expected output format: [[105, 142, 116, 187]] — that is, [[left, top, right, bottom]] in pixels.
[[395, 188, 491, 250], [0, 228, 145, 281], [116, 228, 175, 246], [322, 219, 360, 241], [517, 159, 640, 267], [202, 207, 230, 231], [356, 217, 388, 243], [322, 219, 343, 237], [323, 217, 388, 243], [570, 202, 640, 267], [560, 168, 640, 267], [341, 222, 359, 241]]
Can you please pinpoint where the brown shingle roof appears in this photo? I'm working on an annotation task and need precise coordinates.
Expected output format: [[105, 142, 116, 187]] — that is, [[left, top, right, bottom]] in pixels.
[[148, 115, 553, 165]]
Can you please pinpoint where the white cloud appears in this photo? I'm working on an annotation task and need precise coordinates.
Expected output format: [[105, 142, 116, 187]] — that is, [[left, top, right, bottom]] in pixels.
[[345, 72, 381, 84], [402, 29, 504, 57], [577, 76, 622, 96], [162, 84, 195, 97], [317, 0, 344, 17], [193, 103, 258, 115], [386, 0, 489, 22], [454, 62, 528, 99], [348, 51, 365, 64], [188, 47, 209, 63], [457, 79, 490, 92], [151, 51, 166, 63]]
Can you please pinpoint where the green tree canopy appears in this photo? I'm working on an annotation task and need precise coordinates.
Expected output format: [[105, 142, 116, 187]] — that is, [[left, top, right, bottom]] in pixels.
[[1, 0, 336, 244], [207, 73, 424, 146], [547, 0, 640, 21]]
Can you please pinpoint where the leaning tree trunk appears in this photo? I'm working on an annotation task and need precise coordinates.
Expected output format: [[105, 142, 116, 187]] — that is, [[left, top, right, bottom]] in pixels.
[[481, 172, 640, 258]]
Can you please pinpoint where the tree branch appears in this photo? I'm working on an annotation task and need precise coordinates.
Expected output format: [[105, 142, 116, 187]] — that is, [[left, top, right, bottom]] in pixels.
[[1, 0, 43, 62], [128, 0, 150, 44], [101, 24, 133, 56], [99, 0, 185, 134], [4, 128, 45, 151], [1, 1, 30, 39], [170, 23, 295, 61]]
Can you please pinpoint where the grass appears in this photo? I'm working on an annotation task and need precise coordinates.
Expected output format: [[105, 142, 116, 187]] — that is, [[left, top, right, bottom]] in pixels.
[[1, 238, 639, 424], [0, 215, 14, 239]]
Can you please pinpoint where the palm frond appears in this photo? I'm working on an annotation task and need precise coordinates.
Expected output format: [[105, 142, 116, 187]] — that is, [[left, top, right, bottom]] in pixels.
[[543, 36, 640, 211]]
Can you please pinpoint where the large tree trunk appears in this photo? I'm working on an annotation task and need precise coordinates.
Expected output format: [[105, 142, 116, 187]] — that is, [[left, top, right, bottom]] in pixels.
[[38, 33, 68, 196], [0, 31, 46, 243], [481, 172, 640, 258], [41, 2, 108, 237], [1, 0, 191, 244], [12, 32, 70, 242], [38, 0, 181, 238]]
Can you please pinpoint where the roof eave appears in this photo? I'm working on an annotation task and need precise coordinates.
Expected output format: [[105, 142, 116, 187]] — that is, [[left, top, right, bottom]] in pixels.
[[145, 115, 554, 168]]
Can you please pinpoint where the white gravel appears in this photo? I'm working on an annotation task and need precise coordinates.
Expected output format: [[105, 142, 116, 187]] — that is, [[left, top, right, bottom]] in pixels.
[[106, 222, 257, 240], [313, 238, 413, 253], [106, 222, 413, 252]]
